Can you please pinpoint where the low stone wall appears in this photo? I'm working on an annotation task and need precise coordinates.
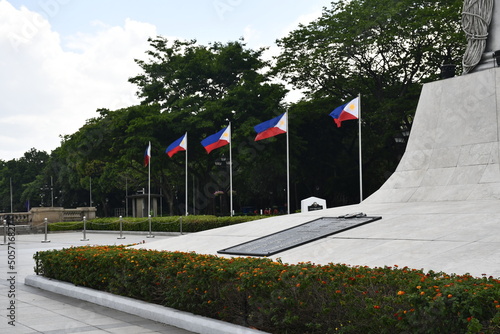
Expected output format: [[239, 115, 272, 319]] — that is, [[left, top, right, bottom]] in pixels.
[[0, 212, 31, 224], [0, 207, 97, 226]]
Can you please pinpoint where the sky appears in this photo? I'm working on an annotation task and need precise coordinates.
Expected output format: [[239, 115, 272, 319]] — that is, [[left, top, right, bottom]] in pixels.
[[0, 0, 334, 161]]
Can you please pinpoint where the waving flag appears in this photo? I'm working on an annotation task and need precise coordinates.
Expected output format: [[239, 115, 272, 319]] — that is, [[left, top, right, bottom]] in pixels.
[[166, 133, 187, 157], [201, 126, 230, 154], [144, 142, 151, 167], [330, 97, 359, 127], [254, 112, 287, 141]]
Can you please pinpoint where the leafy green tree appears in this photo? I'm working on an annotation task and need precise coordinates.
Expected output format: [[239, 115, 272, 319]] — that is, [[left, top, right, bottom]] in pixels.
[[27, 38, 287, 217], [274, 0, 465, 202], [0, 148, 49, 212], [127, 37, 288, 214]]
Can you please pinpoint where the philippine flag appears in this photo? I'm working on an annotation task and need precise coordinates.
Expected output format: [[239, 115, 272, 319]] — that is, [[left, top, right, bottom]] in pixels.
[[254, 112, 287, 141], [144, 142, 151, 167], [166, 133, 187, 158], [329, 97, 359, 127], [201, 126, 230, 154]]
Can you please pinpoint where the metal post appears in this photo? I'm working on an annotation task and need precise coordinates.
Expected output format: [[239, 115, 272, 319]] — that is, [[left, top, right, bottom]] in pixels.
[[41, 218, 51, 243], [81, 216, 89, 241], [147, 215, 154, 238], [1, 220, 6, 245], [118, 216, 125, 239]]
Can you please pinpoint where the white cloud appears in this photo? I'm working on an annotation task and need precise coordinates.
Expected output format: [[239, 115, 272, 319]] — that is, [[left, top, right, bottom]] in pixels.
[[0, 1, 157, 160], [242, 25, 259, 44], [283, 6, 325, 38]]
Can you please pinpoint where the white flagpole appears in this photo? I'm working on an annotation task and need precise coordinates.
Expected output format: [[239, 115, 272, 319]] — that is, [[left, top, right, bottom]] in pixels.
[[148, 141, 151, 217], [89, 177, 92, 207], [10, 178, 13, 213], [358, 94, 363, 203], [286, 112, 290, 214], [185, 133, 188, 216], [229, 123, 233, 217]]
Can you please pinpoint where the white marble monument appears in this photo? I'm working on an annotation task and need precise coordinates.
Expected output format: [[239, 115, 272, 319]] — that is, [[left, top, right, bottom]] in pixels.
[[135, 2, 500, 278]]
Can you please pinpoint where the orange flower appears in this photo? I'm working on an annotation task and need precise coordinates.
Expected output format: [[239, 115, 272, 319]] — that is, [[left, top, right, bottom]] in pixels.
[[397, 291, 405, 295], [373, 305, 381, 309]]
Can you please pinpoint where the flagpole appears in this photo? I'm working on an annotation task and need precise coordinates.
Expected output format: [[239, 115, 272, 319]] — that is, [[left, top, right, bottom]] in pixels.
[[89, 177, 92, 207], [185, 133, 188, 216], [229, 123, 233, 217], [10, 178, 13, 213], [358, 94, 363, 203], [148, 141, 151, 218], [286, 112, 290, 214]]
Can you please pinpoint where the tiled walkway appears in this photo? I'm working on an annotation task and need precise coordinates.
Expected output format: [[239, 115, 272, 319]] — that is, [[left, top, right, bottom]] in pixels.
[[0, 231, 194, 334]]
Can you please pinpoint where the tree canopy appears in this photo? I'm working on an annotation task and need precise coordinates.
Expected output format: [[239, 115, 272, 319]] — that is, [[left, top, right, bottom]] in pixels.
[[1, 1, 467, 215], [274, 0, 465, 197]]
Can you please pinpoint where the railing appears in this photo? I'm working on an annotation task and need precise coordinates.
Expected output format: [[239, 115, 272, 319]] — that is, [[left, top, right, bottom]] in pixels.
[[63, 209, 85, 222], [0, 207, 96, 225], [0, 213, 31, 224]]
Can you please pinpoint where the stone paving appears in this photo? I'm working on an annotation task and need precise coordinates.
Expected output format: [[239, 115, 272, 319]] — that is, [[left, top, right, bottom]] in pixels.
[[135, 68, 500, 279], [0, 232, 194, 334]]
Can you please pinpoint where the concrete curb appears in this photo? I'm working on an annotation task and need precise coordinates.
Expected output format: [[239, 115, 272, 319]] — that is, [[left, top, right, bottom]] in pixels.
[[25, 275, 269, 334]]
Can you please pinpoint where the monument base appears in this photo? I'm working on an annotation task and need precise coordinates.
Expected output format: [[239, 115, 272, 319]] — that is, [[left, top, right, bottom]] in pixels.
[[133, 69, 500, 278], [366, 67, 500, 203]]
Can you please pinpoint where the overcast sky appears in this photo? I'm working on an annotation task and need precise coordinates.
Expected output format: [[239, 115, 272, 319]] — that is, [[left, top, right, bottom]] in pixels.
[[0, 0, 333, 161]]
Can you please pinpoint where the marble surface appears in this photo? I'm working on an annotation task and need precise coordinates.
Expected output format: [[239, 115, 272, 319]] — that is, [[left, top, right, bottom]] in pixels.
[[135, 68, 500, 279]]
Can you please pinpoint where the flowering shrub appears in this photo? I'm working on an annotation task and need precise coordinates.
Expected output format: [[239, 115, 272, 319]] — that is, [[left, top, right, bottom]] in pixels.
[[34, 246, 500, 333]]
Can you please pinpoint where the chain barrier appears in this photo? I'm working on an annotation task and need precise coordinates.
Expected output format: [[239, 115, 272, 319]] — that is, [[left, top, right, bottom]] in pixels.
[[41, 218, 50, 243], [32, 216, 187, 243], [118, 216, 125, 239], [1, 219, 6, 245], [81, 216, 89, 241], [147, 215, 154, 238]]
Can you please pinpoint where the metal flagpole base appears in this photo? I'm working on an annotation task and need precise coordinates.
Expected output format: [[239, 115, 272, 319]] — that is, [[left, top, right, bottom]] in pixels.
[[147, 215, 154, 237]]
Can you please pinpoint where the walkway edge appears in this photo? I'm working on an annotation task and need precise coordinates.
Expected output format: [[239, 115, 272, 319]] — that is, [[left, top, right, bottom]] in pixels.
[[25, 275, 269, 334]]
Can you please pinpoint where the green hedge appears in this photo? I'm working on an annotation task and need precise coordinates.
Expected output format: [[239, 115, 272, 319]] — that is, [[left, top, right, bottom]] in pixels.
[[34, 245, 500, 333], [48, 215, 261, 233]]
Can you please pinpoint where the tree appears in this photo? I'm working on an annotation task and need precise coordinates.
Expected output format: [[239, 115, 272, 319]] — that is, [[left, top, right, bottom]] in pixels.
[[0, 148, 49, 212], [127, 37, 288, 214], [274, 0, 465, 202], [29, 38, 288, 217]]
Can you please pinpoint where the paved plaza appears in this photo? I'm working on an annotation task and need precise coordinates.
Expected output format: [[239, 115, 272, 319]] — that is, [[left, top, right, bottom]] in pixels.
[[2, 68, 500, 333], [135, 68, 500, 279], [0, 231, 196, 334]]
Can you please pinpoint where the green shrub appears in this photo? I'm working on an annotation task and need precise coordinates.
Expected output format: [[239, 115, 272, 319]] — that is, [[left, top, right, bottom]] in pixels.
[[48, 215, 261, 232], [34, 246, 500, 333]]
